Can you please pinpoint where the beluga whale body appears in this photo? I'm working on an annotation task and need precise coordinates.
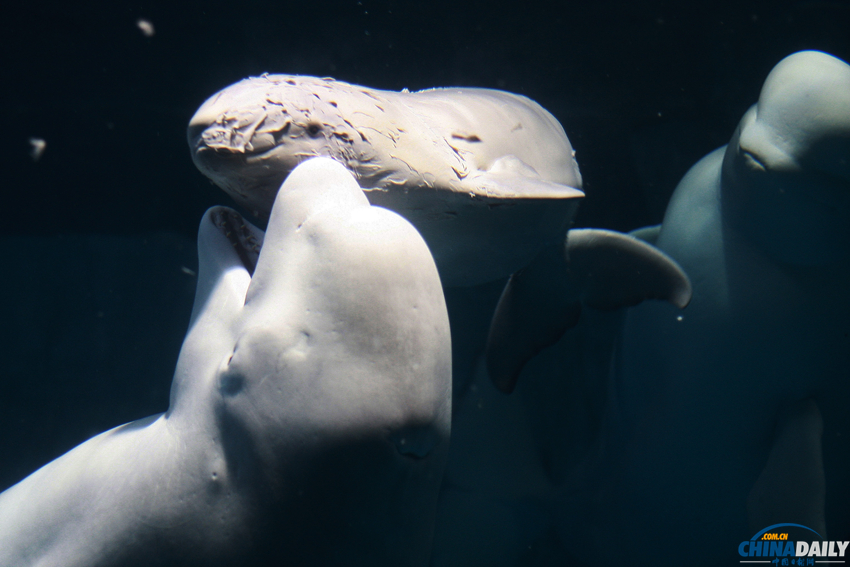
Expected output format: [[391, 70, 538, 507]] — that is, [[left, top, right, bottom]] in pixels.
[[189, 75, 693, 391], [0, 157, 452, 566]]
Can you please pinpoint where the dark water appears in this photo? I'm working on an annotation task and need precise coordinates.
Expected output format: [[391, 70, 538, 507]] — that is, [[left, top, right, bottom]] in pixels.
[[1, 1, 849, 565]]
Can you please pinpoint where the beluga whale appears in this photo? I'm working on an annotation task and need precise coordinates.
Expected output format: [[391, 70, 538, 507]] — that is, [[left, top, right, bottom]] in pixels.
[[0, 157, 452, 567], [188, 74, 584, 287], [558, 50, 850, 566], [188, 75, 693, 391]]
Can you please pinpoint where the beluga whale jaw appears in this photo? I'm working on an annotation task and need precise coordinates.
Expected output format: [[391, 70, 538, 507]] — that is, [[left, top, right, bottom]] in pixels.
[[188, 74, 584, 287], [0, 157, 452, 567]]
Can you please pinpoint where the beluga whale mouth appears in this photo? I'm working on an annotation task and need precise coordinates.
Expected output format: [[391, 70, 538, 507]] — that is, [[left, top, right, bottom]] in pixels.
[[205, 207, 264, 276]]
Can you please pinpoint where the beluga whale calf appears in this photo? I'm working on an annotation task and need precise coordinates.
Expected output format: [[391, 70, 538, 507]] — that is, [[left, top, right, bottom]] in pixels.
[[188, 75, 693, 391], [0, 157, 452, 567]]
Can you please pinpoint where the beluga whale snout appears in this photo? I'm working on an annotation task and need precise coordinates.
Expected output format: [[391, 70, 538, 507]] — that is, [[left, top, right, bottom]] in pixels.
[[188, 74, 585, 286]]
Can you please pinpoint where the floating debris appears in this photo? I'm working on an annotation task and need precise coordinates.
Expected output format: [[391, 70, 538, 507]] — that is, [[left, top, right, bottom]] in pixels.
[[137, 19, 155, 37], [29, 138, 46, 161]]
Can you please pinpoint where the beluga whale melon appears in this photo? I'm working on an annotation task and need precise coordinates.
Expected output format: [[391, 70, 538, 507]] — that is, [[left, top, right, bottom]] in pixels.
[[0, 157, 452, 567], [188, 75, 693, 390]]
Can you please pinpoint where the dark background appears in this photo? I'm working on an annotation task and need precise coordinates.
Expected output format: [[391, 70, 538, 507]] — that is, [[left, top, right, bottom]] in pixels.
[[1, 0, 849, 490], [5, 0, 850, 237]]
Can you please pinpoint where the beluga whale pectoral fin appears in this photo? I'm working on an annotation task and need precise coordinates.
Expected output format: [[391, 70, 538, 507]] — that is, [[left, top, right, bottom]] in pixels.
[[486, 229, 692, 393]]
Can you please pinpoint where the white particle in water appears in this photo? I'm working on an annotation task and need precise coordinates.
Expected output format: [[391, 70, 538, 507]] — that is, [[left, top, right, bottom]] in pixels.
[[29, 138, 46, 161], [137, 19, 155, 37]]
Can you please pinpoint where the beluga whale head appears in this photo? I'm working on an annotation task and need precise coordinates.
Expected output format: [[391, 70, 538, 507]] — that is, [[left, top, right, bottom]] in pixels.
[[188, 75, 355, 218], [188, 74, 584, 286], [0, 157, 451, 567], [721, 50, 850, 266]]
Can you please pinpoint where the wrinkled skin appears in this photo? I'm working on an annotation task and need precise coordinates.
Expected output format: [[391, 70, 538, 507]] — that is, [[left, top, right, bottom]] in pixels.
[[188, 75, 584, 286]]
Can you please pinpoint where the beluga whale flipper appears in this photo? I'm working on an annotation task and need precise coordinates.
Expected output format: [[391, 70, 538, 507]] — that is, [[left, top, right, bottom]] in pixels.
[[0, 157, 452, 567], [188, 75, 692, 392], [485, 228, 693, 393]]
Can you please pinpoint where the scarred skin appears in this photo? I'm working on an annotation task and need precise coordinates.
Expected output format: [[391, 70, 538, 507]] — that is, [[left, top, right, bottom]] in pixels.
[[188, 75, 584, 286]]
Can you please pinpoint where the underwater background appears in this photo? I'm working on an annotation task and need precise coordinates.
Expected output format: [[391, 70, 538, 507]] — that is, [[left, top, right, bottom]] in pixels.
[[1, 0, 849, 564]]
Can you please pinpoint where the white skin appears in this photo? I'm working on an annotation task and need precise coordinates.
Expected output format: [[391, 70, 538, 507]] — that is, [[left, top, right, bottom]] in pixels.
[[0, 157, 452, 567]]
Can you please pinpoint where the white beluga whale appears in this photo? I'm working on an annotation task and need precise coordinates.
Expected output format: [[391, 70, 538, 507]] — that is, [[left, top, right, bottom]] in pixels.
[[558, 50, 850, 566], [188, 75, 694, 393], [188, 74, 584, 287], [0, 157, 452, 566]]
